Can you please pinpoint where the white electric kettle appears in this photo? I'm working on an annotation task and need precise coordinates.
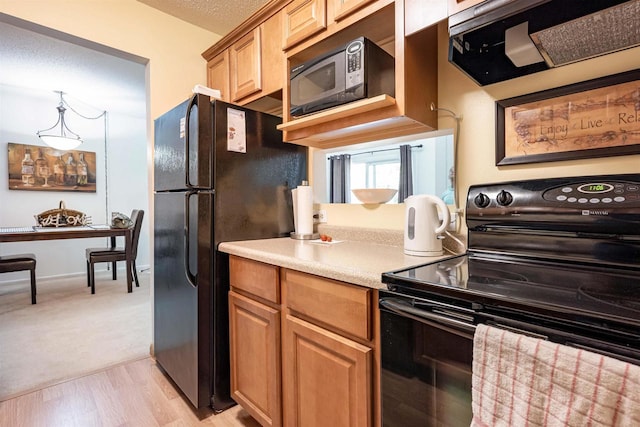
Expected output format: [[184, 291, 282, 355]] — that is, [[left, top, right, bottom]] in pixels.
[[404, 195, 451, 256]]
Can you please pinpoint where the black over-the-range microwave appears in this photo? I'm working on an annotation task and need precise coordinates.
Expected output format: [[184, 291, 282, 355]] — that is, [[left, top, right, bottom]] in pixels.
[[289, 37, 395, 117]]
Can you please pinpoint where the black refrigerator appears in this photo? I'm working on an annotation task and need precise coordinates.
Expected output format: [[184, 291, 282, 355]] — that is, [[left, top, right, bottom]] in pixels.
[[153, 93, 307, 410]]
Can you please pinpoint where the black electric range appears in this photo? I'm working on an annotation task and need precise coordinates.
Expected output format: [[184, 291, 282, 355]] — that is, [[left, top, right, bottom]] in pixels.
[[379, 174, 640, 427], [383, 173, 640, 353]]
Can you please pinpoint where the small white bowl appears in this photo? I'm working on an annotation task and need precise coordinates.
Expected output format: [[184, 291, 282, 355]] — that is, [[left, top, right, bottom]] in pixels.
[[351, 188, 398, 204]]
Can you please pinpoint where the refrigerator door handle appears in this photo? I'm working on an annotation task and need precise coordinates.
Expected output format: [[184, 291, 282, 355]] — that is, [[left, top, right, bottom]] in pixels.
[[184, 94, 198, 189], [184, 190, 197, 288]]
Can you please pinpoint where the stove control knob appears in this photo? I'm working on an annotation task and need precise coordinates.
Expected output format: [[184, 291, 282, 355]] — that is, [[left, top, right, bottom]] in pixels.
[[496, 190, 513, 206], [474, 192, 490, 208]]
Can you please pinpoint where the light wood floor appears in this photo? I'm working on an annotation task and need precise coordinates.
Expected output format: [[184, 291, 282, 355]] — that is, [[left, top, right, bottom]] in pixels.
[[0, 357, 261, 427]]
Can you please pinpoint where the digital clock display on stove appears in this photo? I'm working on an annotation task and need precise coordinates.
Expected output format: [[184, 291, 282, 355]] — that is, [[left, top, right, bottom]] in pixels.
[[577, 183, 614, 194]]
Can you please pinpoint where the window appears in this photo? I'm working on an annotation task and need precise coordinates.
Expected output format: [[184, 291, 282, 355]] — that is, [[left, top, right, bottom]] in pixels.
[[314, 131, 454, 204], [350, 149, 400, 203]]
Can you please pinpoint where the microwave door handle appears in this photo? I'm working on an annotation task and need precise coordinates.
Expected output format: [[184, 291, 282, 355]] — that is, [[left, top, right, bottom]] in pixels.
[[380, 298, 476, 335]]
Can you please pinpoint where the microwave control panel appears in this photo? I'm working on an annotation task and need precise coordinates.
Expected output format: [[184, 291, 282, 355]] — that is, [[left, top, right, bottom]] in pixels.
[[346, 39, 364, 90]]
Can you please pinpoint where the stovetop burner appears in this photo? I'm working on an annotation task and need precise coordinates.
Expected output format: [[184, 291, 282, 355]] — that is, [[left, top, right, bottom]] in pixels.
[[577, 287, 640, 313], [384, 253, 640, 327]]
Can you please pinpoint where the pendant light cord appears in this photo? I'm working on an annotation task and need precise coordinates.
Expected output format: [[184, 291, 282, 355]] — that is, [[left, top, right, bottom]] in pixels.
[[59, 93, 110, 226]]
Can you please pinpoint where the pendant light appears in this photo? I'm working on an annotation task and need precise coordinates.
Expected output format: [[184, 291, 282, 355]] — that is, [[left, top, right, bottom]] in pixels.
[[37, 91, 83, 151]]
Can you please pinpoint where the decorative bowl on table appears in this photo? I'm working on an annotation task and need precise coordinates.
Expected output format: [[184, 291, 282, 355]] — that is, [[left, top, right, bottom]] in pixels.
[[351, 188, 398, 204]]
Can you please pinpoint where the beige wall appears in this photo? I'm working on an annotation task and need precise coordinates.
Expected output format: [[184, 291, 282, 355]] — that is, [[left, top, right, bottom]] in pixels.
[[320, 20, 640, 232]]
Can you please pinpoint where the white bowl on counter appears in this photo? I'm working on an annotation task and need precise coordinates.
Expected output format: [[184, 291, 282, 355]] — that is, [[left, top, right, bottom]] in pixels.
[[351, 188, 398, 204]]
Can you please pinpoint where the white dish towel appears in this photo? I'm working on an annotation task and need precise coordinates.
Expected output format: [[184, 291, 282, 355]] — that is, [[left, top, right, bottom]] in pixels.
[[471, 323, 640, 427]]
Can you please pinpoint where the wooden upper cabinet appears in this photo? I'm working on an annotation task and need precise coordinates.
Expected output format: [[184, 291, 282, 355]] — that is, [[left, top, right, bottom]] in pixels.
[[332, 0, 375, 21], [230, 27, 263, 102], [405, 0, 447, 36], [204, 6, 285, 108], [260, 10, 285, 97], [207, 50, 230, 102], [447, 0, 485, 15], [283, 0, 327, 50]]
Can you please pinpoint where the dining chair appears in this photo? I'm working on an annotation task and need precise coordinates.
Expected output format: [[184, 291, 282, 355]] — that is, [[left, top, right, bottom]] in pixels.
[[0, 253, 37, 304], [85, 209, 144, 294]]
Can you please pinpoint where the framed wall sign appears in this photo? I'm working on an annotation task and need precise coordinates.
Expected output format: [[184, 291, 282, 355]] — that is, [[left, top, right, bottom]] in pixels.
[[7, 142, 97, 192], [496, 70, 640, 165]]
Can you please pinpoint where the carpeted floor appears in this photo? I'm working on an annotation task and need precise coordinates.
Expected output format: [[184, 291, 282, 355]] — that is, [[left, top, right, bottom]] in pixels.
[[0, 269, 151, 401]]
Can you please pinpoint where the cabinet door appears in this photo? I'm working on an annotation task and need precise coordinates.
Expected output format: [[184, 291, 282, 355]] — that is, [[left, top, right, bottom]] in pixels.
[[207, 50, 230, 102], [283, 314, 372, 427], [405, 0, 447, 35], [230, 27, 262, 102], [331, 0, 375, 21], [260, 10, 285, 96], [447, 0, 484, 15], [229, 291, 282, 427], [283, 0, 327, 50]]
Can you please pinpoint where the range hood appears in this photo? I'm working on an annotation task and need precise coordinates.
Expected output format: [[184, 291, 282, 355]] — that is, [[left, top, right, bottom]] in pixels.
[[448, 0, 640, 85]]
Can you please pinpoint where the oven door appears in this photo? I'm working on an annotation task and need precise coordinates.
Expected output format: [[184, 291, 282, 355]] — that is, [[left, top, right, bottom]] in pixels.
[[379, 291, 476, 427]]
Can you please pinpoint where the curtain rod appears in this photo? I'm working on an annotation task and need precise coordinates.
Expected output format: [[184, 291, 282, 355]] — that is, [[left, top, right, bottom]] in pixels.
[[329, 144, 422, 159]]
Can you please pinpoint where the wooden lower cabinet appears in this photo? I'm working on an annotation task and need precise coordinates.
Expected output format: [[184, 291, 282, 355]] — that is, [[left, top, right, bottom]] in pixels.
[[229, 256, 377, 427], [229, 290, 282, 427], [282, 314, 372, 427]]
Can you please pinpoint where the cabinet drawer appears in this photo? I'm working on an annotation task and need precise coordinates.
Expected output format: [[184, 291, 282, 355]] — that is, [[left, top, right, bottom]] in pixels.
[[283, 269, 371, 341], [229, 256, 280, 304]]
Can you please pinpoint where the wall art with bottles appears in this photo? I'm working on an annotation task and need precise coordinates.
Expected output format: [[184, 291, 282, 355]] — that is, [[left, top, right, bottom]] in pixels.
[[7, 142, 96, 193]]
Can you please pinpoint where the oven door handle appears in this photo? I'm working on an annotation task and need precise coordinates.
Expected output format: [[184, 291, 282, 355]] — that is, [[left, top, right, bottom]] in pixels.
[[380, 298, 477, 334]]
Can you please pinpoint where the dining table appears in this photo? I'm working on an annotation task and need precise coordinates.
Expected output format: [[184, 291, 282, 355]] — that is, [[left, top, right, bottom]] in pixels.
[[0, 225, 134, 292]]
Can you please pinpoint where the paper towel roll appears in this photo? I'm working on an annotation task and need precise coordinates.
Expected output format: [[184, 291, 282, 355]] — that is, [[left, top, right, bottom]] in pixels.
[[292, 188, 299, 232], [292, 184, 313, 236]]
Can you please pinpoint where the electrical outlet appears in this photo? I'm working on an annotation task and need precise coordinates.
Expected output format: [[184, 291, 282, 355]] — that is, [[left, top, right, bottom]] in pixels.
[[447, 210, 461, 232], [313, 209, 327, 224]]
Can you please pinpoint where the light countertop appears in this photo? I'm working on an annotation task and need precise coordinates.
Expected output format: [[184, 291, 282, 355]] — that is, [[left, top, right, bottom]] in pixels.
[[218, 229, 461, 289]]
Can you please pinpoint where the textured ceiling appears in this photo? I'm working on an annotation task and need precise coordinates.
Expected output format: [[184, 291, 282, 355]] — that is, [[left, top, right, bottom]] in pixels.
[[137, 0, 270, 35], [0, 21, 146, 118]]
